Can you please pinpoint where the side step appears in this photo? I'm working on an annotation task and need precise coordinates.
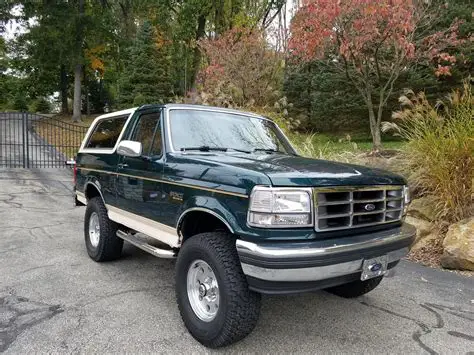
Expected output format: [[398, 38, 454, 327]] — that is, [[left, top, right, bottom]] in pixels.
[[117, 230, 177, 259]]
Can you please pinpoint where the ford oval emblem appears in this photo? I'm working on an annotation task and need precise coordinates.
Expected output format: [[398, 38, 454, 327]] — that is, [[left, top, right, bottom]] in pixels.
[[364, 203, 376, 211], [369, 263, 382, 272]]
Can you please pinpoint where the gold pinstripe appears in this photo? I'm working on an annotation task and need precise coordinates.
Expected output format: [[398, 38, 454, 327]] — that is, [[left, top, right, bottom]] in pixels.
[[77, 166, 249, 199]]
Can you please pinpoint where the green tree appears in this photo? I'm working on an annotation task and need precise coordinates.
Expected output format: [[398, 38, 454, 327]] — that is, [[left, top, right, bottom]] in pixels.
[[4, 1, 117, 118], [2, 0, 291, 115], [5, 1, 76, 113], [0, 74, 25, 110], [284, 61, 367, 132], [169, 0, 287, 93], [119, 21, 173, 107]]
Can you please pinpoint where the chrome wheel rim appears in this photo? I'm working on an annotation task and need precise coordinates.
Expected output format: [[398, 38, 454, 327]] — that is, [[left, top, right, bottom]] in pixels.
[[187, 259, 220, 322], [88, 212, 100, 248]]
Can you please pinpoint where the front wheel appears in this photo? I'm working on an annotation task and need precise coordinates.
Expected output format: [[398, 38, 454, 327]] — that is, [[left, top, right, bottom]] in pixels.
[[325, 276, 384, 298], [175, 232, 261, 348]]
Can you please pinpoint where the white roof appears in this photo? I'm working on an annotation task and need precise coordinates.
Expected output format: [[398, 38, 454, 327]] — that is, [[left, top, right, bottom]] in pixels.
[[94, 107, 138, 120], [164, 104, 262, 118]]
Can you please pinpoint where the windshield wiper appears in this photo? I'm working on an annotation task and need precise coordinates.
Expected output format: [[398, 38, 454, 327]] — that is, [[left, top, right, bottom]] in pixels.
[[253, 148, 298, 156], [181, 146, 226, 152], [181, 146, 251, 153], [227, 147, 251, 153], [253, 148, 282, 154]]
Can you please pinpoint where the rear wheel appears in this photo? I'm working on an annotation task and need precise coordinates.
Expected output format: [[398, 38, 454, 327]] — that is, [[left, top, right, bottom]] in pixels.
[[84, 197, 123, 261], [325, 276, 384, 298], [175, 232, 261, 348]]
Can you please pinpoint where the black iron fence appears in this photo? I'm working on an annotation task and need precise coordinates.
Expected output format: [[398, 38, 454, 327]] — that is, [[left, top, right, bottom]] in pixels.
[[0, 112, 88, 168]]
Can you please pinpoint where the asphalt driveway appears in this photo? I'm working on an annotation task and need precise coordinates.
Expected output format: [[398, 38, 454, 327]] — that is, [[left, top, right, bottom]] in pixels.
[[0, 168, 473, 354]]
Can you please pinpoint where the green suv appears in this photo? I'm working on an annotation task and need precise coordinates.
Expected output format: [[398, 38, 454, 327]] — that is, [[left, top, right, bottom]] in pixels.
[[73, 104, 415, 348]]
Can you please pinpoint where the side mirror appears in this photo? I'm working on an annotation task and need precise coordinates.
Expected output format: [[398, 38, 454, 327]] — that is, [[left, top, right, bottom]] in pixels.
[[117, 140, 142, 158]]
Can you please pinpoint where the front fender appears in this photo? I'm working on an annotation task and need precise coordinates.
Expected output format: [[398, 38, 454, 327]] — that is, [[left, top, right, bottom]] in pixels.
[[176, 195, 247, 235]]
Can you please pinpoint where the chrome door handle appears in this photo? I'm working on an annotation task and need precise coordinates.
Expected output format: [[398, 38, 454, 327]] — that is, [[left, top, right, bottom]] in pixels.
[[117, 163, 128, 169]]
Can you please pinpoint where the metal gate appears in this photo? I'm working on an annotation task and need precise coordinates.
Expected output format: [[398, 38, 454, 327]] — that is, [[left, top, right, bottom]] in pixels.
[[0, 112, 88, 168]]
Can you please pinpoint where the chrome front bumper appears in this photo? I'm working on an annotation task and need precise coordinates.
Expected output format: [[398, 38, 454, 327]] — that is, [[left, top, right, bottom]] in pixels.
[[236, 223, 416, 293]]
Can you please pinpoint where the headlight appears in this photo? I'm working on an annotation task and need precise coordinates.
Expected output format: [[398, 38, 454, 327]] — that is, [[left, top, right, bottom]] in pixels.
[[247, 186, 313, 228], [403, 185, 411, 216]]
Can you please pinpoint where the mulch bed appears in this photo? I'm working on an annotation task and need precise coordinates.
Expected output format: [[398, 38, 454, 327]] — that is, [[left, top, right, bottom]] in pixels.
[[407, 238, 443, 268], [407, 238, 473, 277]]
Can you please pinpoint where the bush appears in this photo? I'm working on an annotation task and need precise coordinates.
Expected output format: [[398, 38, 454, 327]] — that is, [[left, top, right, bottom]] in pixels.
[[133, 93, 147, 106], [13, 94, 29, 111], [33, 97, 51, 113], [198, 27, 283, 108], [385, 82, 474, 224]]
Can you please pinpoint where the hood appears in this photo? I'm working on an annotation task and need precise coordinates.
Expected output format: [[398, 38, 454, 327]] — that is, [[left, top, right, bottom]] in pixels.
[[183, 153, 406, 187]]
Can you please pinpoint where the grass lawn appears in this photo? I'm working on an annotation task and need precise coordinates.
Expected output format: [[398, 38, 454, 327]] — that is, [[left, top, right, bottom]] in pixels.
[[288, 131, 406, 158], [52, 114, 99, 127], [313, 133, 404, 151]]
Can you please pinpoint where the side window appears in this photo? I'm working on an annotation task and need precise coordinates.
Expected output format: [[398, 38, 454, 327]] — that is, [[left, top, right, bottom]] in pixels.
[[131, 112, 162, 157], [86, 116, 127, 149]]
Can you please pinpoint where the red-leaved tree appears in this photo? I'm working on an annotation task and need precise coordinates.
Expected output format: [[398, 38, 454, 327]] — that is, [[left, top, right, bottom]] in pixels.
[[289, 0, 463, 150], [197, 27, 283, 107]]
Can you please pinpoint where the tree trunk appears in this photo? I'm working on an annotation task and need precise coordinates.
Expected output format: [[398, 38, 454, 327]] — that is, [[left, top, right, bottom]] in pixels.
[[72, 0, 84, 122], [366, 93, 382, 151], [85, 85, 90, 116], [376, 100, 385, 146], [99, 78, 104, 111], [371, 121, 382, 151], [72, 64, 82, 122], [214, 0, 225, 34], [60, 64, 68, 114], [190, 14, 206, 89], [119, 0, 135, 40]]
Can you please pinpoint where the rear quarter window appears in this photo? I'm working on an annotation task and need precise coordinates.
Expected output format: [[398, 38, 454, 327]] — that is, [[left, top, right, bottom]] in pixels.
[[86, 115, 128, 149]]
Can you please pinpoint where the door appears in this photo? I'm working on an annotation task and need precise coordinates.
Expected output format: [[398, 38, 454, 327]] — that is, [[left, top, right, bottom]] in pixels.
[[116, 109, 166, 222]]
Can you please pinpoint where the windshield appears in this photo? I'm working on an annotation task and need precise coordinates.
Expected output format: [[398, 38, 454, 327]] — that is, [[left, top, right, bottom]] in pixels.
[[168, 109, 296, 154]]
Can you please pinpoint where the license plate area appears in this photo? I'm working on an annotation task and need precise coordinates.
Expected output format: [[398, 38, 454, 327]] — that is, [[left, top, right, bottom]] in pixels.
[[361, 255, 388, 281]]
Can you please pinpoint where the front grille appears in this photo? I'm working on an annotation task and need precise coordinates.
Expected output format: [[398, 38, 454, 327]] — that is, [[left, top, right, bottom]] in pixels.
[[314, 186, 404, 231]]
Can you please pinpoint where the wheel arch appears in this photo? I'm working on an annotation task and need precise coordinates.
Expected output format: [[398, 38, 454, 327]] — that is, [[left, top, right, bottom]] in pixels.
[[84, 181, 106, 206], [177, 207, 235, 243]]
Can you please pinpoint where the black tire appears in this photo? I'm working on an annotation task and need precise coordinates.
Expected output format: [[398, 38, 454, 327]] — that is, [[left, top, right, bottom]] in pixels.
[[326, 276, 383, 298], [84, 197, 123, 262], [175, 232, 261, 348]]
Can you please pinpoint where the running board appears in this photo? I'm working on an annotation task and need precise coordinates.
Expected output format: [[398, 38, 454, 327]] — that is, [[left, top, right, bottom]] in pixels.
[[116, 230, 177, 259]]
